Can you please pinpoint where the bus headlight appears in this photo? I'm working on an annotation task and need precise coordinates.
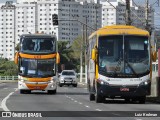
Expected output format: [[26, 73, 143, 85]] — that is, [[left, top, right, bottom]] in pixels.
[[98, 79, 109, 85], [139, 80, 150, 86]]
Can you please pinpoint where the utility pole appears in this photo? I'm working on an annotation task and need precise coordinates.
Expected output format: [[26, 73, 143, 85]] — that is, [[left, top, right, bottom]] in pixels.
[[80, 24, 84, 83], [85, 16, 88, 84], [126, 0, 131, 25], [145, 0, 151, 34]]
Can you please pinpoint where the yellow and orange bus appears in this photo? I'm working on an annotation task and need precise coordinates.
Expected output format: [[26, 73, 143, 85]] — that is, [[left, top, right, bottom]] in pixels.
[[15, 34, 60, 94], [87, 25, 156, 103]]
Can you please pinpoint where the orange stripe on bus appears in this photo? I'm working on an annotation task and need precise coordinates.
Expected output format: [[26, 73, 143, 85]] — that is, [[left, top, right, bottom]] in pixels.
[[19, 53, 56, 59], [22, 77, 51, 82], [26, 84, 48, 90]]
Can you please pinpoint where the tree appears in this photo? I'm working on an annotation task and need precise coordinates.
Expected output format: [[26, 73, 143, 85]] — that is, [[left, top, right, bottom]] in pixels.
[[58, 41, 80, 72], [0, 58, 18, 76]]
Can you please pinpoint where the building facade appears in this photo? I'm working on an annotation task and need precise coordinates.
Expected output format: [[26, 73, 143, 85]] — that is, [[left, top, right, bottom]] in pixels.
[[101, 0, 154, 30], [0, 0, 102, 60], [0, 2, 16, 60]]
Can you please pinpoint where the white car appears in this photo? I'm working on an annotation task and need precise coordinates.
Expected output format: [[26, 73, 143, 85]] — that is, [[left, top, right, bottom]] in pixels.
[[59, 70, 77, 87]]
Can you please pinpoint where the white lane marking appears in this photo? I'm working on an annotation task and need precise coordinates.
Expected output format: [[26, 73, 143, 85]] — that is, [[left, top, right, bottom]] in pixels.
[[3, 88, 8, 90], [95, 109, 102, 111], [71, 98, 74, 101], [74, 100, 77, 103], [78, 102, 82, 105], [0, 83, 5, 85], [112, 113, 120, 116], [83, 88, 87, 89], [15, 88, 18, 91], [1, 92, 14, 111], [85, 105, 90, 108]]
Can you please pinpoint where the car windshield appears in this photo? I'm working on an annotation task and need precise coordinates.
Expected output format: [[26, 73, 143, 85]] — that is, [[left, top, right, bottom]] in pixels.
[[19, 58, 56, 77], [98, 35, 150, 78], [20, 37, 56, 54], [62, 71, 75, 76]]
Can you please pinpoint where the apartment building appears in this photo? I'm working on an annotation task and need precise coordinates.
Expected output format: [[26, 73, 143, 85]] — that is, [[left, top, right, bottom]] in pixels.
[[101, 0, 154, 29], [0, 2, 16, 60]]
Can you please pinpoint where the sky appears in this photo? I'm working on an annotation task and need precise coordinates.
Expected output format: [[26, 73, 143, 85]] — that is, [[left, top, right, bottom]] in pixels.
[[0, 0, 160, 27]]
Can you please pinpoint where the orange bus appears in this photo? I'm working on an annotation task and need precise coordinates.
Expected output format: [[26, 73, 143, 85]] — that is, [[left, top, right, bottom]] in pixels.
[[15, 34, 60, 94]]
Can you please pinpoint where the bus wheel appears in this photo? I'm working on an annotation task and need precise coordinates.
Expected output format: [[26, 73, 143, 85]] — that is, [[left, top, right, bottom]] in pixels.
[[139, 96, 146, 104], [89, 93, 95, 101], [95, 93, 103, 103], [48, 89, 56, 94], [20, 90, 25, 94]]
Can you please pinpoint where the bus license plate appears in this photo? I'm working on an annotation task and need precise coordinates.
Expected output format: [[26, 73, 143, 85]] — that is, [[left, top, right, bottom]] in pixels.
[[120, 88, 129, 92], [34, 86, 40, 89]]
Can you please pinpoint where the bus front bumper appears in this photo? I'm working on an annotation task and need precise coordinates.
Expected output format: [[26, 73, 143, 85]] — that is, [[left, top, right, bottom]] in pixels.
[[18, 81, 57, 91], [96, 82, 151, 98]]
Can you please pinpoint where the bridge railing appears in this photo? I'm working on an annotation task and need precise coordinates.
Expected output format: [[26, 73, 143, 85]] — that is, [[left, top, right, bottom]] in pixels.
[[0, 76, 18, 81]]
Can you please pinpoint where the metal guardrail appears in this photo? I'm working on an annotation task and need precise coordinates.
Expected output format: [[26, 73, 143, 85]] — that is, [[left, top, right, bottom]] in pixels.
[[0, 76, 18, 81]]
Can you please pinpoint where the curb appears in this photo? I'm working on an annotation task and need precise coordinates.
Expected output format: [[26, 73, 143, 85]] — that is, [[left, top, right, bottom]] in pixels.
[[0, 80, 18, 83], [146, 97, 160, 103]]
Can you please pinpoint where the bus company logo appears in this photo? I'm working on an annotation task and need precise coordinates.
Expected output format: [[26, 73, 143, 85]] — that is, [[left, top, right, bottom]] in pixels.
[[2, 112, 11, 117], [34, 55, 41, 59]]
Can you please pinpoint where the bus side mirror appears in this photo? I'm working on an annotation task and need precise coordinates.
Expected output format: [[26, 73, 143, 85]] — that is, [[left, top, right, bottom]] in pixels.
[[14, 52, 19, 64], [56, 53, 60, 64], [152, 51, 157, 62], [91, 49, 96, 61]]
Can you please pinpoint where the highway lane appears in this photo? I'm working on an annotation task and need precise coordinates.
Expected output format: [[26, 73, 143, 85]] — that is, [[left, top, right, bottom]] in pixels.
[[0, 82, 160, 120]]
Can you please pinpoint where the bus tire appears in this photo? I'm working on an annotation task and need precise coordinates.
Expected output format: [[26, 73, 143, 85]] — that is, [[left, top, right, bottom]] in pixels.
[[89, 93, 95, 101], [139, 96, 146, 104], [48, 89, 56, 94], [95, 93, 103, 103], [20, 90, 25, 94]]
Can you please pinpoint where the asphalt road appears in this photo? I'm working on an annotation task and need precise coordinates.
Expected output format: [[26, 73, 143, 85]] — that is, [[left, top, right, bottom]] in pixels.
[[0, 82, 160, 120]]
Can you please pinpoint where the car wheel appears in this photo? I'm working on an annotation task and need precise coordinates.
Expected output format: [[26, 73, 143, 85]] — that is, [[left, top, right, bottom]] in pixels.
[[59, 84, 63, 87], [73, 84, 77, 87]]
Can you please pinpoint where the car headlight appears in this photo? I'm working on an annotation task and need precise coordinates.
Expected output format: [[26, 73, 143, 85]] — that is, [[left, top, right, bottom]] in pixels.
[[60, 77, 64, 80], [97, 79, 109, 85], [139, 79, 150, 86]]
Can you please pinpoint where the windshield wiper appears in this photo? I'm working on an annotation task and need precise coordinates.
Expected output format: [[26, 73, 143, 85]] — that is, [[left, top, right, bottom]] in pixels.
[[125, 59, 139, 77], [112, 58, 122, 77]]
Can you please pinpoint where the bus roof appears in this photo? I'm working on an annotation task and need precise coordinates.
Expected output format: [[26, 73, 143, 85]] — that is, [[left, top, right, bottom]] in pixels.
[[89, 25, 149, 39], [20, 34, 56, 38]]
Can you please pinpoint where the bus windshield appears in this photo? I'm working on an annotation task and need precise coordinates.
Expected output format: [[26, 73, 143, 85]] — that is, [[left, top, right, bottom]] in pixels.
[[20, 37, 56, 53], [98, 35, 150, 77], [19, 58, 55, 77]]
